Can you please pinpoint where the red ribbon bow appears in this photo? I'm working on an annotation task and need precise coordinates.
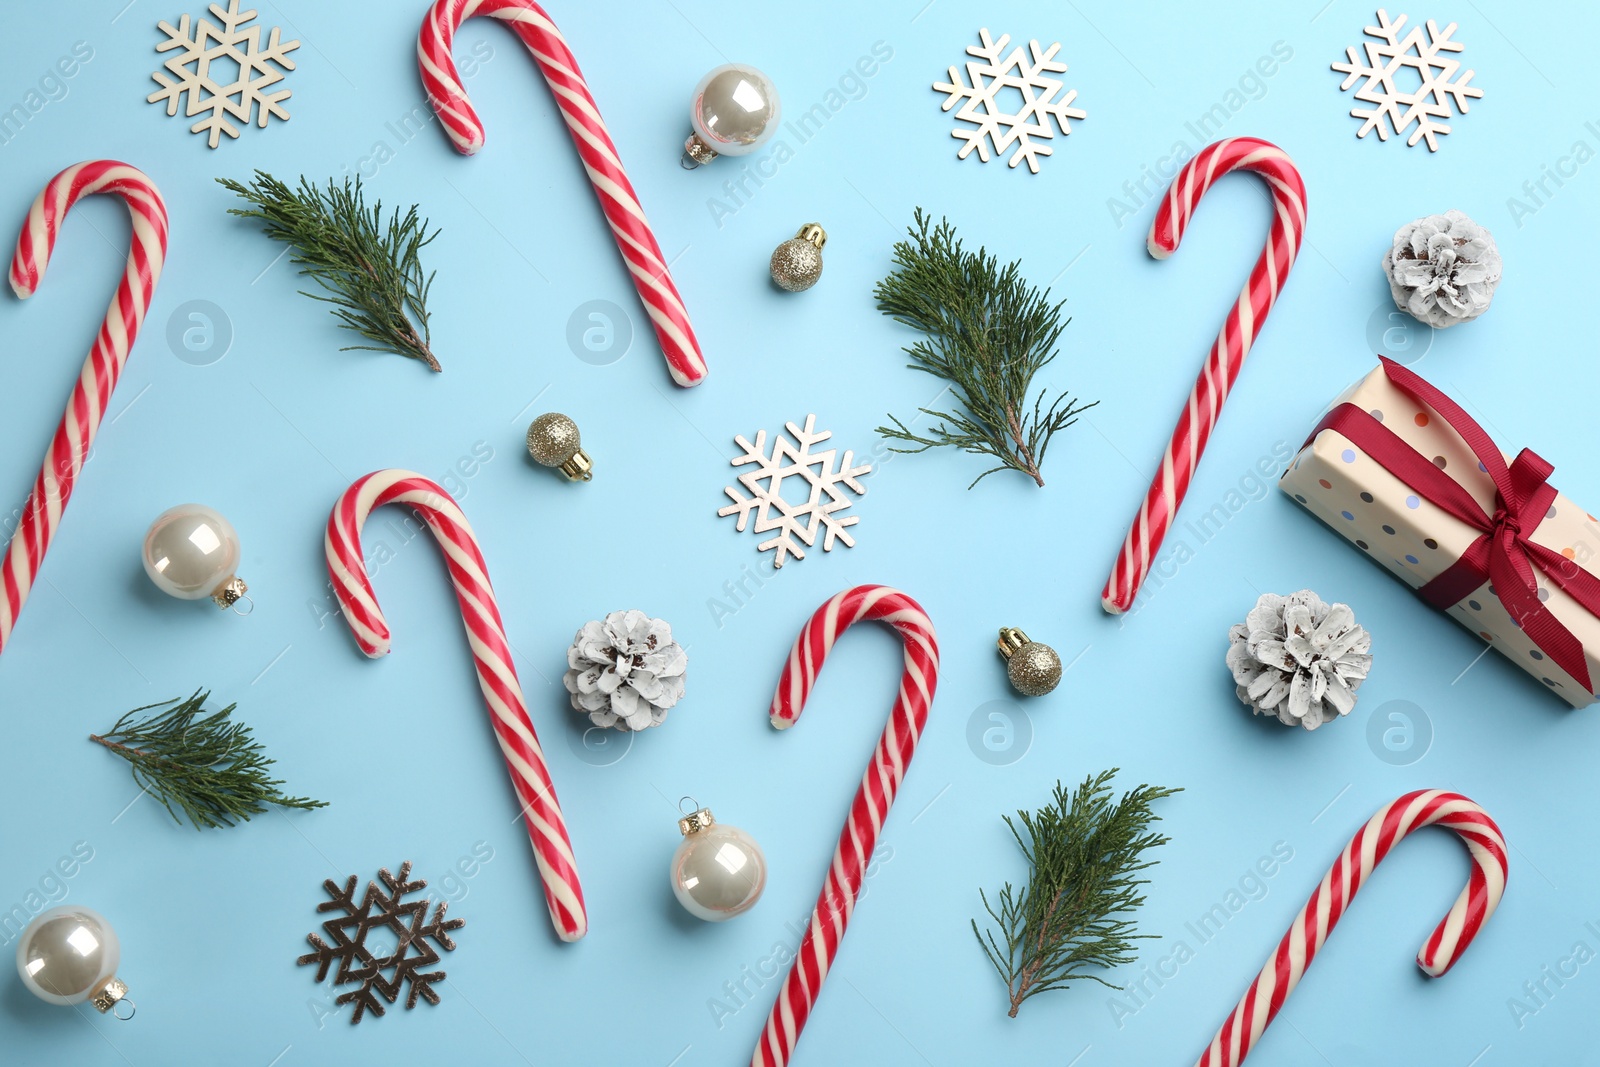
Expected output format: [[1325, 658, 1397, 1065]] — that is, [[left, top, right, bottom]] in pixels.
[[1306, 357, 1600, 696]]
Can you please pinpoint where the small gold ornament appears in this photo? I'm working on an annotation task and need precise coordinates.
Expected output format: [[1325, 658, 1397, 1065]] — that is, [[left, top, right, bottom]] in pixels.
[[997, 627, 1062, 697], [770, 223, 826, 292], [526, 412, 593, 481]]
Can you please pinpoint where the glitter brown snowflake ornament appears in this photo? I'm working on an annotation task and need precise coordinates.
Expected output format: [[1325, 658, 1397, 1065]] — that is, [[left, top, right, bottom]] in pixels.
[[297, 862, 464, 1024], [1226, 591, 1373, 730]]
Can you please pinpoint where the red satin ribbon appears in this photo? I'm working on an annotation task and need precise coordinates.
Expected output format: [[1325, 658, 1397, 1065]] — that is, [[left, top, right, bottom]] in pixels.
[[1303, 357, 1600, 695]]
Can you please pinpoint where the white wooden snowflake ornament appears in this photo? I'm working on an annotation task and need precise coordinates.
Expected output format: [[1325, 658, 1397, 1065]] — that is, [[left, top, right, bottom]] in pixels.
[[934, 28, 1086, 174], [718, 415, 871, 568], [1331, 9, 1482, 151], [148, 0, 300, 148]]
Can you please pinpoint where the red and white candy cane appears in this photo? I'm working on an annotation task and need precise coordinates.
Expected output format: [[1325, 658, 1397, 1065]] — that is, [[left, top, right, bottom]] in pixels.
[[326, 469, 586, 942], [417, 0, 706, 388], [752, 585, 939, 1067], [1101, 137, 1306, 614], [0, 161, 168, 658], [1195, 789, 1507, 1067]]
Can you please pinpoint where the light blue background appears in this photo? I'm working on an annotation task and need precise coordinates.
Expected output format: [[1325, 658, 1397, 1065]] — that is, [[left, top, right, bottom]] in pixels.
[[0, 1, 1593, 1064]]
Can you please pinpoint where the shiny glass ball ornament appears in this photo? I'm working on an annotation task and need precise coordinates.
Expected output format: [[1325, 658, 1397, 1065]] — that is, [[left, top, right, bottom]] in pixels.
[[670, 805, 767, 921], [16, 906, 134, 1018], [142, 504, 250, 612], [526, 412, 593, 481], [770, 224, 827, 292], [682, 64, 781, 167], [997, 627, 1062, 697]]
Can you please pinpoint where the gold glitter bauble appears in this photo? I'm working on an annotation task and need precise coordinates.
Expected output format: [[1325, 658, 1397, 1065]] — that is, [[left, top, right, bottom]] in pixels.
[[997, 627, 1062, 697], [770, 223, 826, 292], [526, 413, 593, 481]]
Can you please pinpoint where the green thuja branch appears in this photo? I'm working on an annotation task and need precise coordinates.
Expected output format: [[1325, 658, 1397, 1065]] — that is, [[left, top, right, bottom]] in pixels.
[[218, 171, 441, 370], [974, 770, 1180, 1018], [874, 208, 1098, 488], [90, 690, 326, 830]]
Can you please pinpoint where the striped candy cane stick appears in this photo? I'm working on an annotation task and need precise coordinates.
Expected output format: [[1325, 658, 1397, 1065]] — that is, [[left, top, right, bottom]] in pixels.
[[417, 0, 706, 388], [1101, 137, 1306, 614], [1195, 789, 1508, 1067], [752, 585, 939, 1067], [326, 470, 586, 942], [0, 161, 168, 658]]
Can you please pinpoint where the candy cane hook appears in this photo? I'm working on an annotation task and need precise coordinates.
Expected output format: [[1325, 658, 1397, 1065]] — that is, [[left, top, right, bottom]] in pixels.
[[0, 160, 168, 658], [1195, 789, 1507, 1067], [1101, 137, 1306, 615], [417, 0, 707, 388], [752, 585, 939, 1067], [326, 469, 586, 941]]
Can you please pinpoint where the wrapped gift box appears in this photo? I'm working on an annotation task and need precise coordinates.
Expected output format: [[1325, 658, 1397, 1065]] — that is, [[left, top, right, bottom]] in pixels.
[[1280, 358, 1600, 707]]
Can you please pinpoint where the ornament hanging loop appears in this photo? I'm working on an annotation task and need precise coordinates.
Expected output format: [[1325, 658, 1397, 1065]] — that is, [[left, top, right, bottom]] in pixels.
[[997, 627, 1029, 658], [112, 998, 136, 1021], [676, 796, 715, 835], [677, 807, 715, 836], [209, 576, 251, 612], [231, 595, 255, 617], [681, 137, 715, 169], [91, 976, 131, 1016]]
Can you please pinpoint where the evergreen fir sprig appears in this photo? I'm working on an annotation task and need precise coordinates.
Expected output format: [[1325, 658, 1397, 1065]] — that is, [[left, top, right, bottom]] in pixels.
[[90, 690, 326, 830], [874, 208, 1098, 488], [218, 171, 441, 371], [974, 770, 1180, 1018]]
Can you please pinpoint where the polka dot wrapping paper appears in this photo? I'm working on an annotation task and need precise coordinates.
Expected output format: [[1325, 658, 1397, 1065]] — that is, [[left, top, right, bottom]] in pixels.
[[1281, 362, 1600, 707]]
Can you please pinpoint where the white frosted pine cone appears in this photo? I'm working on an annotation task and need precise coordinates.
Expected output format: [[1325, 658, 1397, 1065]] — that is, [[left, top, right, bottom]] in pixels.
[[1381, 209, 1502, 328], [1226, 590, 1372, 731], [563, 610, 687, 732]]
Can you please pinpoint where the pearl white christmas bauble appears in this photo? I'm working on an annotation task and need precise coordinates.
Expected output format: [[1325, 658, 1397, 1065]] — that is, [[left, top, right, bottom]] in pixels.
[[671, 809, 767, 921], [685, 64, 781, 164], [141, 504, 243, 603], [16, 907, 126, 1011]]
